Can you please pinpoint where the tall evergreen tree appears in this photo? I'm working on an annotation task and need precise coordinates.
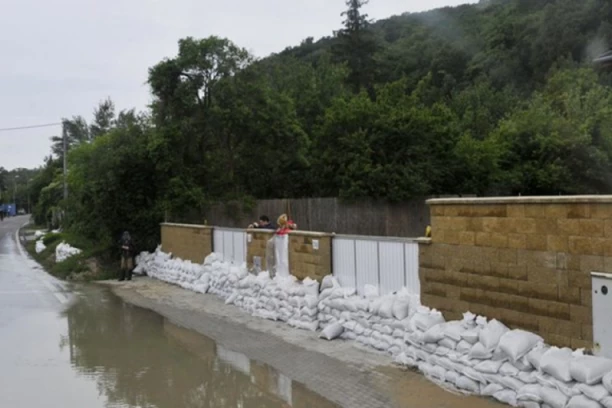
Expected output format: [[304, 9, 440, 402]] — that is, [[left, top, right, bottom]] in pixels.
[[334, 0, 378, 95]]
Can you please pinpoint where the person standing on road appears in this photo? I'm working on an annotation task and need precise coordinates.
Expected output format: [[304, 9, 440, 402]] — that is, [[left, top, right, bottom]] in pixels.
[[118, 231, 135, 281]]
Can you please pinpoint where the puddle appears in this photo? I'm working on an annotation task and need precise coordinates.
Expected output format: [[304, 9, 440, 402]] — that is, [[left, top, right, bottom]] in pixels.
[[1, 286, 338, 408]]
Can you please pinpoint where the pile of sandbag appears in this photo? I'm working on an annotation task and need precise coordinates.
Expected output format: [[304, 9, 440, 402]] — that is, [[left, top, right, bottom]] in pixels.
[[394, 308, 612, 408], [207, 254, 247, 300], [145, 250, 174, 283], [225, 271, 320, 331], [34, 230, 45, 238], [133, 248, 158, 275], [317, 277, 420, 354], [55, 242, 82, 262], [35, 239, 46, 254]]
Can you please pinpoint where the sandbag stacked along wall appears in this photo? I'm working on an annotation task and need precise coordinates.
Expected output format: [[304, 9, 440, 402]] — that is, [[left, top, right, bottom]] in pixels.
[[135, 248, 612, 408]]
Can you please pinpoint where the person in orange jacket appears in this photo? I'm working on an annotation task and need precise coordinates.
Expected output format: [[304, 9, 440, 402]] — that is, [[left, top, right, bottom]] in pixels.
[[275, 214, 297, 235]]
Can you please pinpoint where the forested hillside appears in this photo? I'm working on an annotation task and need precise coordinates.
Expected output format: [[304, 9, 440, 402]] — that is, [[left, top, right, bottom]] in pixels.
[[24, 0, 612, 250]]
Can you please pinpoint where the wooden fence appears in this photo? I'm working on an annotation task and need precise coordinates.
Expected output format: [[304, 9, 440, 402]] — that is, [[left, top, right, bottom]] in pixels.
[[200, 197, 431, 238]]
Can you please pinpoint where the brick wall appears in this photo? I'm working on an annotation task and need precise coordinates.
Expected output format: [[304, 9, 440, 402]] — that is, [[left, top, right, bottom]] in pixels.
[[288, 232, 332, 281], [246, 230, 275, 271], [246, 229, 332, 282], [160, 223, 213, 264], [420, 196, 612, 349]]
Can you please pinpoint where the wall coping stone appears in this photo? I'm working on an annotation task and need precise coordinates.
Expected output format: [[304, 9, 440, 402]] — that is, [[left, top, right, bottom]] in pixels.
[[246, 229, 333, 238], [333, 233, 425, 243], [160, 222, 212, 230], [427, 195, 612, 206]]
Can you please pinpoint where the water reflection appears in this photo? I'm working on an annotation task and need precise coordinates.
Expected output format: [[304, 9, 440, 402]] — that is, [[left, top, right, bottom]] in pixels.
[[63, 288, 338, 408]]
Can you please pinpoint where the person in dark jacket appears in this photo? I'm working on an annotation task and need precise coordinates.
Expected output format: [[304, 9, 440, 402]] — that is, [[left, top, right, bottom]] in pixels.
[[118, 231, 135, 281], [248, 215, 276, 230]]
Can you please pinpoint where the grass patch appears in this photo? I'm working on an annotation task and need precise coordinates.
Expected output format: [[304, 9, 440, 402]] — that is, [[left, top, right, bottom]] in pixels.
[[26, 232, 122, 282]]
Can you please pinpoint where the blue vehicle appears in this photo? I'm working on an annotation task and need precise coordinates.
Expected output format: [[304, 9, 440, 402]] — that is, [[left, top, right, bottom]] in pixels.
[[0, 204, 17, 217]]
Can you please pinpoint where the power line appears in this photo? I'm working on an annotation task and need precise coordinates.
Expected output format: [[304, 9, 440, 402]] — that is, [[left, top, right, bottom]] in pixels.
[[0, 122, 62, 132]]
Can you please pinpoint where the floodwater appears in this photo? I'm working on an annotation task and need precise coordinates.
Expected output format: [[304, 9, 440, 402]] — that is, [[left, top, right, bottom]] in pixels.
[[2, 285, 339, 408], [0, 217, 336, 407]]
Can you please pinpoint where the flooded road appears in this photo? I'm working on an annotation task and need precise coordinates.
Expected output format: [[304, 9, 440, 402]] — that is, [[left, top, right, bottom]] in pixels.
[[0, 218, 337, 408]]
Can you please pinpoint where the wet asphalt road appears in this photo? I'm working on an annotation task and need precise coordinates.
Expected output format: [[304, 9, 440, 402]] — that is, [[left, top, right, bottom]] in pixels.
[[0, 217, 333, 408]]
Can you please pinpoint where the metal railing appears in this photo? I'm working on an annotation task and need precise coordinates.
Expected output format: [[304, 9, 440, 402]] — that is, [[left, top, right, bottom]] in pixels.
[[332, 234, 420, 296]]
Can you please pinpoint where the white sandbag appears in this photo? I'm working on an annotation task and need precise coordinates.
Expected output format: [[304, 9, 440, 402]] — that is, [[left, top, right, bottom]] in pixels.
[[512, 357, 534, 372], [445, 370, 460, 384], [469, 342, 493, 360], [364, 284, 379, 298], [604, 372, 612, 394], [570, 356, 612, 385], [320, 275, 336, 291], [413, 310, 445, 332], [430, 365, 447, 381], [577, 384, 610, 403], [394, 352, 416, 367], [500, 361, 521, 377], [463, 366, 488, 384], [378, 297, 395, 319], [393, 297, 411, 320], [457, 340, 473, 354], [567, 395, 604, 408], [435, 346, 451, 356], [500, 330, 544, 362], [438, 357, 456, 372], [482, 383, 505, 396], [225, 292, 239, 305], [527, 344, 551, 371], [494, 390, 518, 407], [500, 376, 527, 392], [475, 359, 505, 374], [601, 397, 612, 408], [518, 401, 541, 408], [443, 321, 466, 342], [479, 319, 509, 351], [541, 386, 569, 408], [455, 376, 480, 394], [423, 325, 445, 344], [439, 337, 457, 350], [518, 371, 539, 384], [462, 328, 480, 344], [541, 347, 574, 383], [517, 384, 543, 403]]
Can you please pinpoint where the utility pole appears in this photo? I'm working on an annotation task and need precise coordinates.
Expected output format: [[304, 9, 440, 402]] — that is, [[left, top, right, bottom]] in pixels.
[[63, 126, 68, 200]]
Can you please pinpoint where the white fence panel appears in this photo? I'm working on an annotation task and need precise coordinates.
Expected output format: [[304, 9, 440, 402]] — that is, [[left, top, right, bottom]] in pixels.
[[332, 235, 420, 296], [213, 228, 247, 265], [355, 240, 379, 294], [378, 241, 405, 295], [332, 238, 357, 289], [405, 243, 420, 295], [213, 229, 224, 255]]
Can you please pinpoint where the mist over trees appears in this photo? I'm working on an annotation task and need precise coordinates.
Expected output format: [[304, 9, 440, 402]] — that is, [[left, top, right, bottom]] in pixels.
[[20, 0, 612, 249]]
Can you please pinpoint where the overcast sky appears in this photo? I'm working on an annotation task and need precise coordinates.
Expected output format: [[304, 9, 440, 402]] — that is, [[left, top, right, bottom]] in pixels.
[[0, 0, 475, 170]]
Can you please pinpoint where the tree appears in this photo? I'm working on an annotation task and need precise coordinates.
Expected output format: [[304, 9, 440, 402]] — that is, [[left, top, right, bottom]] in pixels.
[[90, 98, 116, 138], [494, 68, 612, 195], [50, 116, 91, 158], [334, 0, 379, 95]]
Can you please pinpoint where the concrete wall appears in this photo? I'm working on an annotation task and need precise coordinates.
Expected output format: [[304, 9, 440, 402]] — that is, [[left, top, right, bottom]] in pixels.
[[246, 229, 332, 282], [160, 223, 213, 264], [419, 196, 612, 349]]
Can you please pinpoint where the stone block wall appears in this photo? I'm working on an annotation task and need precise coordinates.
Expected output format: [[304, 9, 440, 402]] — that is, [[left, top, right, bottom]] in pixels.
[[246, 229, 275, 271], [288, 232, 332, 281], [246, 230, 332, 282], [160, 223, 213, 264], [420, 196, 612, 349]]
